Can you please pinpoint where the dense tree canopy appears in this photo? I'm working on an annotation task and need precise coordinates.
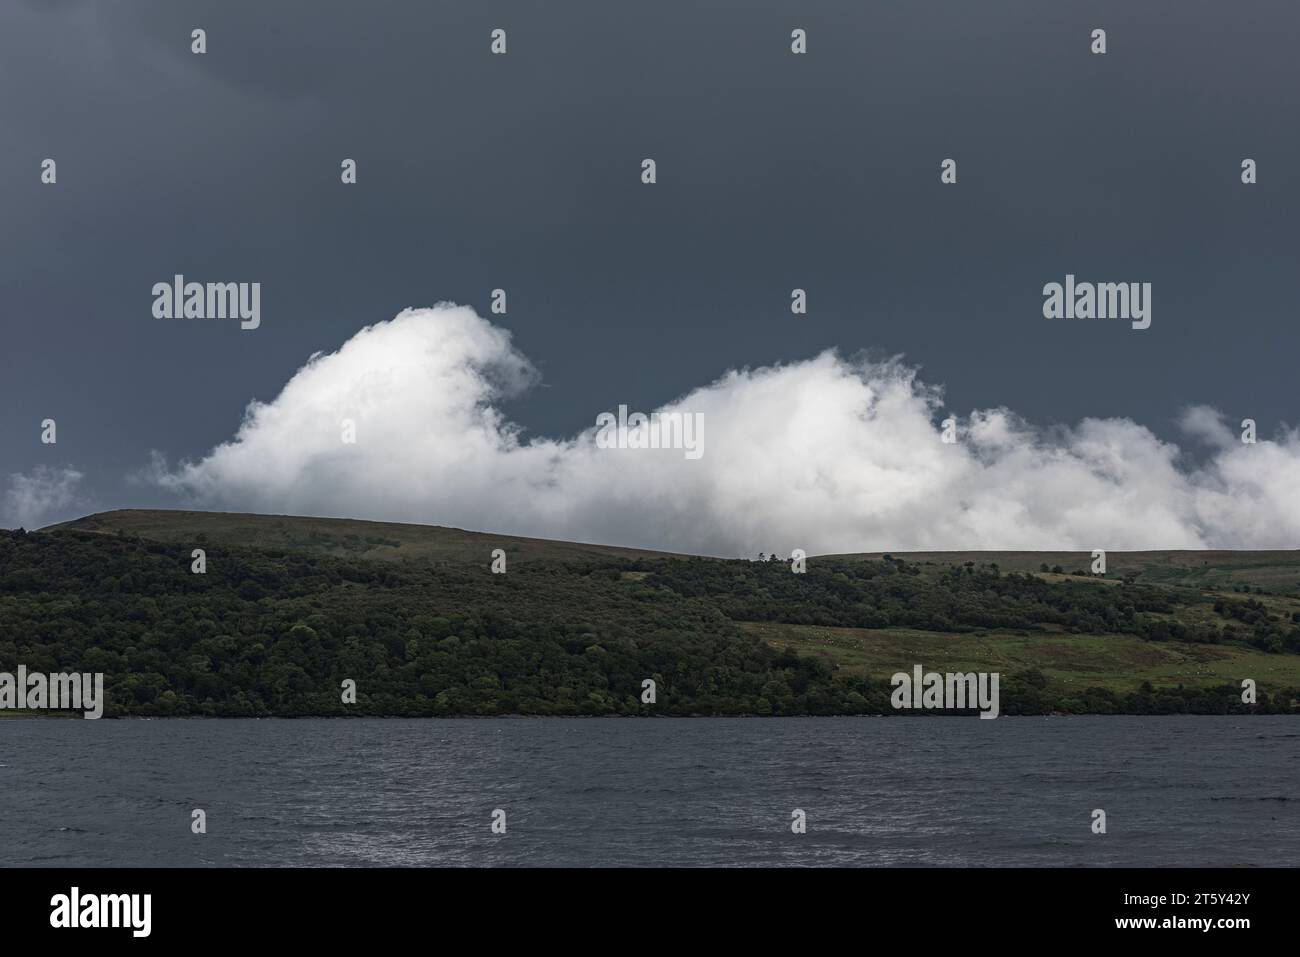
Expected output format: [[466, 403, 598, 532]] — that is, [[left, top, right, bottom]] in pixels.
[[0, 530, 1294, 717]]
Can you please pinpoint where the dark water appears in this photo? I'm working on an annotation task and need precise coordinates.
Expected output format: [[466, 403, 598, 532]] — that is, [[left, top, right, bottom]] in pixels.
[[1, 717, 1296, 867]]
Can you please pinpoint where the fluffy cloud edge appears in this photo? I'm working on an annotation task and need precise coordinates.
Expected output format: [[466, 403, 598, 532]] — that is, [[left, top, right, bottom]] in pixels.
[[135, 303, 1300, 556]]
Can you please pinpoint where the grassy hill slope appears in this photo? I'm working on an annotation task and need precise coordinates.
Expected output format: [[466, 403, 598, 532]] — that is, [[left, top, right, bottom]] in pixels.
[[835, 550, 1300, 595], [52, 509, 687, 565], [57, 512, 1300, 595]]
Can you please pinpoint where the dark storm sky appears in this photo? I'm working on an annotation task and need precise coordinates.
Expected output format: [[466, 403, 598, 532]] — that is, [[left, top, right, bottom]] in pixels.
[[3, 0, 1298, 516]]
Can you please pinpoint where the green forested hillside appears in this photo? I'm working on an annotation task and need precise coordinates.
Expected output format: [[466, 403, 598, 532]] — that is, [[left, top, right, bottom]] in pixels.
[[3, 513, 1299, 717]]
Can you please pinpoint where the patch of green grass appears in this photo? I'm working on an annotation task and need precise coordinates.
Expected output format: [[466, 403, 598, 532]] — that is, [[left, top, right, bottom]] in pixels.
[[831, 550, 1300, 595], [739, 621, 1300, 694]]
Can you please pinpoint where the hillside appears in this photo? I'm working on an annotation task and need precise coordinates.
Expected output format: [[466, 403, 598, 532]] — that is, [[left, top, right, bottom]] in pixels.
[[4, 510, 1298, 717], [837, 550, 1300, 595], [52, 509, 688, 565], [53, 512, 1300, 595]]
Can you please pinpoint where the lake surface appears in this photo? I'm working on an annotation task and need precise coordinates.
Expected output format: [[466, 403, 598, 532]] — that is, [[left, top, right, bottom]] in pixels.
[[1, 717, 1295, 867]]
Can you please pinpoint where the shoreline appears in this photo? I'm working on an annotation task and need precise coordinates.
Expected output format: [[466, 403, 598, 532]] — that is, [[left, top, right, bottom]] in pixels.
[[3, 711, 1290, 720]]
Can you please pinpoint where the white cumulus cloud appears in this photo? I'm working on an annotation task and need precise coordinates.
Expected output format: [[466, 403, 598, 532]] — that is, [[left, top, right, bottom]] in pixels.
[[142, 303, 1300, 555], [2, 466, 89, 530]]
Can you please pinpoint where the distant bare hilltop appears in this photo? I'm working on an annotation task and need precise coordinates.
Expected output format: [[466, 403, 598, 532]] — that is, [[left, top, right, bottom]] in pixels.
[[51, 509, 688, 566], [54, 509, 1300, 595]]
